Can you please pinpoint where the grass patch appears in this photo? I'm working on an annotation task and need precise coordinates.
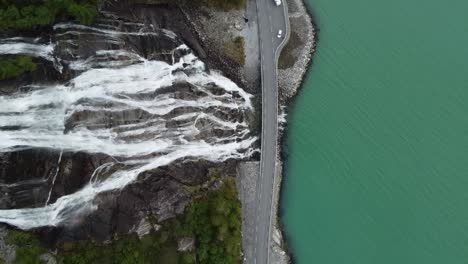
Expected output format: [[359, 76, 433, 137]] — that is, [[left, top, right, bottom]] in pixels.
[[201, 0, 245, 10], [129, 0, 177, 4], [157, 245, 180, 264], [224, 36, 245, 66], [6, 230, 47, 264], [0, 55, 37, 81], [183, 184, 202, 193], [0, 0, 101, 30], [129, 0, 245, 10], [278, 30, 303, 69]]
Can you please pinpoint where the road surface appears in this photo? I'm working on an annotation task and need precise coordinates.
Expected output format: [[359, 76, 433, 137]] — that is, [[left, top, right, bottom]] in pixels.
[[251, 0, 289, 263]]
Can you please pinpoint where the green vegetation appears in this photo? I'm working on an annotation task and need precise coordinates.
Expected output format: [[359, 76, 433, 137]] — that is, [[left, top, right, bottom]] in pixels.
[[246, 95, 261, 135], [129, 0, 176, 4], [181, 177, 241, 264], [6, 230, 47, 264], [0, 55, 37, 80], [3, 178, 241, 264], [278, 30, 302, 69], [183, 167, 224, 194], [130, 0, 246, 10], [0, 0, 100, 30], [200, 0, 246, 10], [6, 219, 194, 264], [224, 36, 245, 65], [58, 230, 189, 264]]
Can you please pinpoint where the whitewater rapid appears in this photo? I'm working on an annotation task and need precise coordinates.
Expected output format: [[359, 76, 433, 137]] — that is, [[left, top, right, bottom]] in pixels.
[[0, 17, 256, 229]]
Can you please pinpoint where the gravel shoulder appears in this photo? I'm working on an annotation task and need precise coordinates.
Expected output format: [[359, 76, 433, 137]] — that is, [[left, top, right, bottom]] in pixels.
[[236, 161, 259, 263]]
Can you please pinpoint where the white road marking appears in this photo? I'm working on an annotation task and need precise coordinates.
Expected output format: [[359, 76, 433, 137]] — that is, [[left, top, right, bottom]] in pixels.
[[249, 1, 289, 264]]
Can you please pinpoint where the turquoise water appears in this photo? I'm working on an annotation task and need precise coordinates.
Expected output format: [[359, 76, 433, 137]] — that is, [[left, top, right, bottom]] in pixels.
[[281, 0, 468, 263]]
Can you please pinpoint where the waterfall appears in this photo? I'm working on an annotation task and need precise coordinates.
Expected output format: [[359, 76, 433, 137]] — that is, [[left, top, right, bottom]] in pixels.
[[0, 15, 256, 230]]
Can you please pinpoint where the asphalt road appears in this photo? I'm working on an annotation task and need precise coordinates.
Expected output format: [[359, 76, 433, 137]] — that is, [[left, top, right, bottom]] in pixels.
[[251, 0, 289, 263]]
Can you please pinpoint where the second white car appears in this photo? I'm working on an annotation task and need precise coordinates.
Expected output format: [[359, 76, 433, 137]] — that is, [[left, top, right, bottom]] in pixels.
[[277, 30, 283, 38]]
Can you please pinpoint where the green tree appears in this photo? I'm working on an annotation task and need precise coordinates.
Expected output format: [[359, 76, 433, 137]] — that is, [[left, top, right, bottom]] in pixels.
[[6, 230, 46, 264], [182, 178, 241, 264], [0, 0, 100, 30], [0, 55, 37, 80]]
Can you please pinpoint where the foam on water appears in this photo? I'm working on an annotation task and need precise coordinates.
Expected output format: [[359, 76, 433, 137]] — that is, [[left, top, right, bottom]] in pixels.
[[0, 41, 55, 61]]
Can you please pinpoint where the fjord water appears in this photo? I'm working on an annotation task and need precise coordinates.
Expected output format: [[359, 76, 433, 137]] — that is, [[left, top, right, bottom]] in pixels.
[[282, 0, 468, 263]]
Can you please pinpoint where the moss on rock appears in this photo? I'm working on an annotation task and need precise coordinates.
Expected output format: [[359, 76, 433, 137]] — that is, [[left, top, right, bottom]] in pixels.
[[224, 36, 245, 66]]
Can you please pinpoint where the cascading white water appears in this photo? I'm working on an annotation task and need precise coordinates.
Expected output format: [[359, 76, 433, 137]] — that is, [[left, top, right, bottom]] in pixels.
[[0, 38, 55, 61], [0, 17, 256, 230]]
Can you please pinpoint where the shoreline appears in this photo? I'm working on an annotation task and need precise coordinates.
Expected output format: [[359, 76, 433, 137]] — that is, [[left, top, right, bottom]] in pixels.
[[278, 0, 318, 103], [273, 0, 319, 262]]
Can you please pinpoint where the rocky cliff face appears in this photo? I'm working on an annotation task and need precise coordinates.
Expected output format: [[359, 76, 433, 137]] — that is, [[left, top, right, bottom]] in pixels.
[[0, 5, 256, 244]]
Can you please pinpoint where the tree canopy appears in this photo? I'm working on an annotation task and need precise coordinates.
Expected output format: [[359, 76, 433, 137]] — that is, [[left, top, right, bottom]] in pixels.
[[181, 178, 242, 264], [2, 179, 241, 264], [0, 0, 100, 30], [0, 55, 37, 80]]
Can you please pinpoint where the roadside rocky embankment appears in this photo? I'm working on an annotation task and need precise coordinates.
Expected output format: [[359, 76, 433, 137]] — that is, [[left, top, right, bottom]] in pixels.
[[177, 1, 260, 94], [278, 0, 316, 102]]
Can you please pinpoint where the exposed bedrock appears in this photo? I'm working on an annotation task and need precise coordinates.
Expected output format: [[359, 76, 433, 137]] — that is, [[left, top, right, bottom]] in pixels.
[[0, 5, 257, 243]]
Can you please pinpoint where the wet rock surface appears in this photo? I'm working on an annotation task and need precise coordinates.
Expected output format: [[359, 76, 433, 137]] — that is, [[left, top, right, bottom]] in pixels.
[[176, 1, 259, 94], [0, 3, 256, 246], [177, 237, 194, 252], [0, 149, 107, 209]]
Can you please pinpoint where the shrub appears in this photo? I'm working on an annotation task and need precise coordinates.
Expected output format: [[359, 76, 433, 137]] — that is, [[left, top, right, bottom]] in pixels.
[[6, 230, 46, 264], [202, 0, 246, 10], [4, 179, 241, 264], [66, 3, 98, 25], [182, 177, 241, 264], [0, 55, 37, 80], [0, 0, 100, 30]]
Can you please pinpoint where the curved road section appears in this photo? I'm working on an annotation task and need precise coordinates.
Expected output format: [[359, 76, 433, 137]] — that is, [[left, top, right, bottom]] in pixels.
[[252, 0, 289, 263]]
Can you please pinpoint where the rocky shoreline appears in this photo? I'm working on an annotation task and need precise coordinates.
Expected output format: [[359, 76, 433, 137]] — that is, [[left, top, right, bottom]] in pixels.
[[273, 0, 318, 262], [278, 0, 317, 103]]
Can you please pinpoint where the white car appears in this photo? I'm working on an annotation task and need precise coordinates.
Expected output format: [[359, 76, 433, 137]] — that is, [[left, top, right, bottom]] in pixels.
[[277, 30, 283, 38], [274, 0, 282, 6]]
